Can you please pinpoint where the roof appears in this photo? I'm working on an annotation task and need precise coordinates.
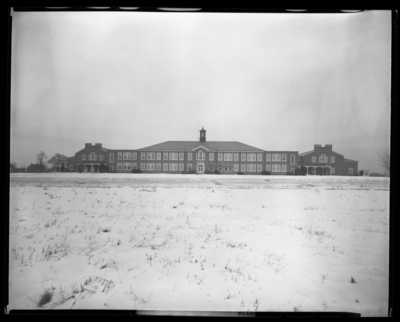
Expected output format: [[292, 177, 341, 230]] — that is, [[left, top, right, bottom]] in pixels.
[[344, 158, 359, 163], [299, 150, 344, 157], [138, 141, 265, 152]]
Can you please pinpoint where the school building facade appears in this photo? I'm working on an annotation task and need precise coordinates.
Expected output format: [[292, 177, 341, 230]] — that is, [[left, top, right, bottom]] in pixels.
[[65, 128, 358, 176]]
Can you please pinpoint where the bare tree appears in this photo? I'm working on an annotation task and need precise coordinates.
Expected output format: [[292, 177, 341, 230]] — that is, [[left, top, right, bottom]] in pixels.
[[36, 151, 48, 172], [378, 151, 390, 176], [48, 153, 68, 171]]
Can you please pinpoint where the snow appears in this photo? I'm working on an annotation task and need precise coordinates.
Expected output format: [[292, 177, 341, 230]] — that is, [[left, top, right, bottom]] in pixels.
[[9, 173, 389, 316]]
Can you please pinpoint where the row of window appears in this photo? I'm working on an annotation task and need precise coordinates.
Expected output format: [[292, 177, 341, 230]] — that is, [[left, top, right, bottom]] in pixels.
[[311, 155, 335, 163], [81, 153, 104, 161], [84, 151, 297, 164], [114, 163, 292, 172]]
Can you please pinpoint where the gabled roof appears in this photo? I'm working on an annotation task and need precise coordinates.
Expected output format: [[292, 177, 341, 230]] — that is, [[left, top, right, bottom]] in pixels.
[[138, 141, 265, 152], [344, 158, 359, 163], [299, 150, 344, 157]]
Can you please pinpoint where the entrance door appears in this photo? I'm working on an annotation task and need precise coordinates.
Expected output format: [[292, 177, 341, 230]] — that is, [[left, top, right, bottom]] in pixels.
[[197, 164, 204, 174]]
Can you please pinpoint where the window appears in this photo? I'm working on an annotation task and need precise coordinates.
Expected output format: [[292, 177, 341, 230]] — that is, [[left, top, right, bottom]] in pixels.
[[247, 164, 256, 172], [123, 163, 132, 170], [282, 164, 287, 173], [132, 152, 137, 160], [290, 154, 295, 165], [179, 163, 184, 171], [140, 163, 145, 171], [224, 153, 233, 161], [187, 163, 192, 171], [118, 152, 122, 160], [266, 154, 271, 161], [197, 151, 205, 161], [109, 153, 114, 163], [89, 152, 96, 161], [257, 164, 262, 172], [110, 166, 114, 172], [117, 163, 122, 170], [179, 153, 184, 161], [241, 153, 246, 161], [349, 168, 353, 174], [241, 164, 246, 172], [319, 154, 327, 163], [82, 154, 86, 161], [312, 156, 316, 163], [188, 153, 193, 161], [69, 164, 73, 170], [156, 163, 161, 171], [266, 164, 271, 171], [132, 163, 137, 170], [291, 168, 295, 174], [282, 154, 287, 162], [247, 153, 256, 161], [169, 163, 178, 171], [331, 156, 335, 163], [234, 164, 239, 172], [123, 152, 131, 160], [156, 152, 161, 160], [257, 154, 262, 162], [99, 154, 103, 161], [331, 168, 335, 174], [146, 163, 155, 171], [209, 153, 214, 161], [163, 163, 168, 171], [141, 152, 145, 160], [169, 152, 178, 160], [272, 164, 281, 172], [234, 153, 239, 161], [272, 154, 280, 161], [218, 153, 223, 161], [147, 152, 155, 160], [163, 152, 168, 160]]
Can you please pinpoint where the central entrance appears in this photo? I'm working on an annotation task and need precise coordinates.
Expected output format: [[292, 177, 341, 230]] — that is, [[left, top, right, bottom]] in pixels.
[[197, 162, 204, 174]]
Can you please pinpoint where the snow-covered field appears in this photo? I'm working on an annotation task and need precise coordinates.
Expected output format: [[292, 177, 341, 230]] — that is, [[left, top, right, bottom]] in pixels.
[[8, 173, 390, 316]]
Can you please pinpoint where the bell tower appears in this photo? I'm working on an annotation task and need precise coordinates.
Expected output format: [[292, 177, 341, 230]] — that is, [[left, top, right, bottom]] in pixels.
[[199, 127, 206, 142]]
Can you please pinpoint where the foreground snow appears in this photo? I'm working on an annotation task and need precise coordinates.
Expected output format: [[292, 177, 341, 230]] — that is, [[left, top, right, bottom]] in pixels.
[[9, 174, 390, 316]]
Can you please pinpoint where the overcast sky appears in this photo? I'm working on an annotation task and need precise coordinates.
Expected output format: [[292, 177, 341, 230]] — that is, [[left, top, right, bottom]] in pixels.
[[10, 10, 391, 173]]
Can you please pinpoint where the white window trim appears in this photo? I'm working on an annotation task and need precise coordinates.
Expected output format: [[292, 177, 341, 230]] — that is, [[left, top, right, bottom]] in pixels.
[[282, 164, 287, 173], [188, 153, 193, 161], [163, 163, 168, 171], [241, 153, 246, 162], [117, 163, 122, 170], [179, 163, 184, 171], [179, 153, 184, 161], [156, 163, 161, 171], [331, 156, 335, 163], [132, 152, 137, 160], [156, 153, 161, 160], [241, 164, 246, 172], [257, 154, 262, 162], [282, 154, 287, 162], [218, 153, 223, 161], [266, 164, 271, 171], [141, 152, 145, 160], [257, 164, 262, 172], [209, 153, 214, 161], [163, 152, 168, 160], [109, 153, 114, 163], [266, 154, 271, 161], [290, 154, 295, 165], [118, 152, 122, 160]]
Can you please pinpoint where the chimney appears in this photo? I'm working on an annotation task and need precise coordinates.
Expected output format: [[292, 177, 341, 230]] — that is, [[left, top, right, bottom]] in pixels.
[[85, 143, 92, 148], [314, 144, 321, 149], [324, 144, 332, 149], [95, 143, 102, 148]]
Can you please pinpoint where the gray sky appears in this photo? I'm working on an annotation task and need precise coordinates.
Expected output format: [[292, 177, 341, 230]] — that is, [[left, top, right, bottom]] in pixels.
[[10, 10, 391, 173]]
